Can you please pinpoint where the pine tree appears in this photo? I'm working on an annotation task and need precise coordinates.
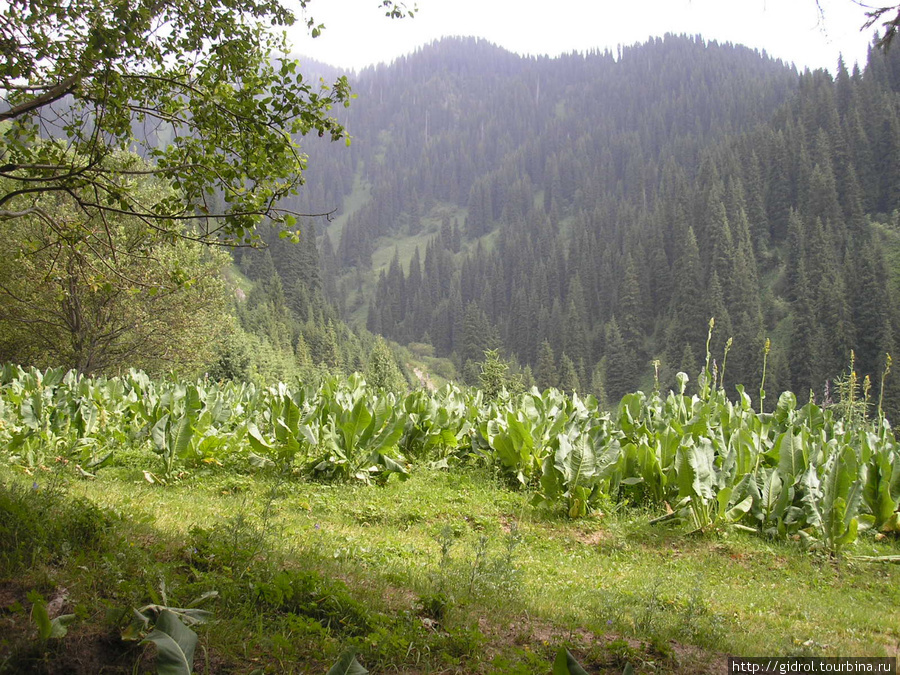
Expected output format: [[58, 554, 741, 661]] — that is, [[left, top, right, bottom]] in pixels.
[[558, 353, 581, 395], [618, 254, 646, 362], [564, 275, 589, 370], [604, 318, 634, 403], [789, 264, 824, 401], [706, 270, 732, 362], [365, 337, 407, 391], [666, 226, 706, 362], [320, 320, 343, 372], [742, 150, 770, 254], [679, 344, 699, 387], [590, 361, 609, 408], [479, 349, 510, 400], [766, 132, 793, 243], [535, 340, 558, 391]]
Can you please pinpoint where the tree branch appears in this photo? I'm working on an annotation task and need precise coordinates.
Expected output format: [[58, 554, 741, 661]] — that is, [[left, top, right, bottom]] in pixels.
[[0, 74, 80, 121]]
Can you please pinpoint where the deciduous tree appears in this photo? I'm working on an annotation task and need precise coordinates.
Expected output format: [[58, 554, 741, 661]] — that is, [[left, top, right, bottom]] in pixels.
[[0, 0, 410, 246]]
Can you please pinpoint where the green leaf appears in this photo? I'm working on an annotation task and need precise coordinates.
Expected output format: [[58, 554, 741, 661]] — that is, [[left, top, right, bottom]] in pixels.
[[49, 614, 76, 639], [776, 429, 807, 482], [299, 423, 318, 446], [151, 414, 170, 452], [248, 452, 275, 469], [725, 495, 754, 523], [172, 415, 194, 458], [31, 597, 52, 641], [759, 468, 782, 521], [552, 647, 590, 675], [247, 424, 271, 455], [863, 453, 897, 529], [341, 398, 373, 451], [326, 647, 368, 675], [676, 440, 715, 502], [140, 609, 198, 675], [281, 396, 301, 435]]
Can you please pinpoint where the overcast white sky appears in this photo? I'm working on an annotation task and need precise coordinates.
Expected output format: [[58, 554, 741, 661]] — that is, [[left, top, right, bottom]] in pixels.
[[287, 0, 880, 74]]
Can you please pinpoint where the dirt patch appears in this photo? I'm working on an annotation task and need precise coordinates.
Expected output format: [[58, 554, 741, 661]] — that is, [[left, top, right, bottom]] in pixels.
[[470, 610, 722, 674], [412, 366, 437, 392], [0, 595, 143, 675], [0, 580, 24, 610], [573, 528, 610, 547]]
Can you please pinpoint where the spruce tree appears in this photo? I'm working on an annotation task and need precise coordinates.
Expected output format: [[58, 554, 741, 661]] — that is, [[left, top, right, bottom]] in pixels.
[[365, 337, 407, 391], [604, 318, 634, 403], [536, 340, 558, 391], [789, 264, 824, 401], [667, 226, 706, 363], [558, 353, 581, 395]]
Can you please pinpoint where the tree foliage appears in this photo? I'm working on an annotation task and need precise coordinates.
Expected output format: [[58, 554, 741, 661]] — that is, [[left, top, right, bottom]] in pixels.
[[0, 0, 409, 245], [0, 161, 232, 375], [365, 336, 407, 391]]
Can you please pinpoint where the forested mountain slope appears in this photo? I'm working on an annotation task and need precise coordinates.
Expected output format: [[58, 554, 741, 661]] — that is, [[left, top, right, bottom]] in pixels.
[[264, 34, 900, 412]]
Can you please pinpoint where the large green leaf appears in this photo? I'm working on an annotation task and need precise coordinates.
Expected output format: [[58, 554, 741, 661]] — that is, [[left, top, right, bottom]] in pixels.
[[676, 440, 715, 502], [247, 423, 272, 455], [340, 398, 373, 451], [492, 431, 520, 471], [820, 446, 863, 550], [776, 429, 808, 483], [774, 391, 797, 427], [554, 434, 597, 490], [800, 465, 823, 532], [725, 494, 754, 522], [863, 452, 897, 529], [327, 647, 368, 675], [365, 412, 405, 455], [552, 647, 590, 675], [30, 597, 52, 640], [281, 396, 301, 436], [140, 609, 198, 675], [172, 416, 194, 459], [758, 468, 786, 523], [151, 414, 170, 452], [20, 392, 43, 429]]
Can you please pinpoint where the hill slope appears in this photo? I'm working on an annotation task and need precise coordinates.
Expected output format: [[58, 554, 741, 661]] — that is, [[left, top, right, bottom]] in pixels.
[[272, 35, 900, 411]]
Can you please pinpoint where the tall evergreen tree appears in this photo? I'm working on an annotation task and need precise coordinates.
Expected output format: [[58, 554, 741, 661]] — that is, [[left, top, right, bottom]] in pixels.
[[604, 318, 634, 403], [558, 353, 581, 395], [536, 340, 558, 391]]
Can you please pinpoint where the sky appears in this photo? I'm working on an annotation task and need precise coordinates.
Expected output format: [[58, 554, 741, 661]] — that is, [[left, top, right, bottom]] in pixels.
[[287, 0, 881, 74]]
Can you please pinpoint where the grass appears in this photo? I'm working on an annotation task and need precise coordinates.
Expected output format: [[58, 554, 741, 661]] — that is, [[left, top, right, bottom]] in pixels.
[[324, 167, 373, 251], [3, 460, 900, 673]]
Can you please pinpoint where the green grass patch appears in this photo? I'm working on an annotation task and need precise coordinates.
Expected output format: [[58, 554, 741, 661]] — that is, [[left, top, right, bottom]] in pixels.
[[2, 465, 899, 673]]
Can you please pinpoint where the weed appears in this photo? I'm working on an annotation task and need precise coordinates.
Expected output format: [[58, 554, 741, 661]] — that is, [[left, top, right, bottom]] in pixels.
[[830, 351, 870, 424], [187, 478, 284, 580], [0, 480, 111, 571], [253, 568, 377, 636], [467, 534, 490, 596], [635, 577, 664, 635], [417, 590, 449, 622], [431, 524, 456, 595]]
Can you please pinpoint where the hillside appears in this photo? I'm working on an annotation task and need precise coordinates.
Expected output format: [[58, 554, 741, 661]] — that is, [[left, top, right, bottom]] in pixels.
[[262, 34, 900, 411]]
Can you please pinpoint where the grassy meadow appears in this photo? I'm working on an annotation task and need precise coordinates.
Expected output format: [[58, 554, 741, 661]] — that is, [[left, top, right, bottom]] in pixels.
[[3, 462, 900, 673]]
